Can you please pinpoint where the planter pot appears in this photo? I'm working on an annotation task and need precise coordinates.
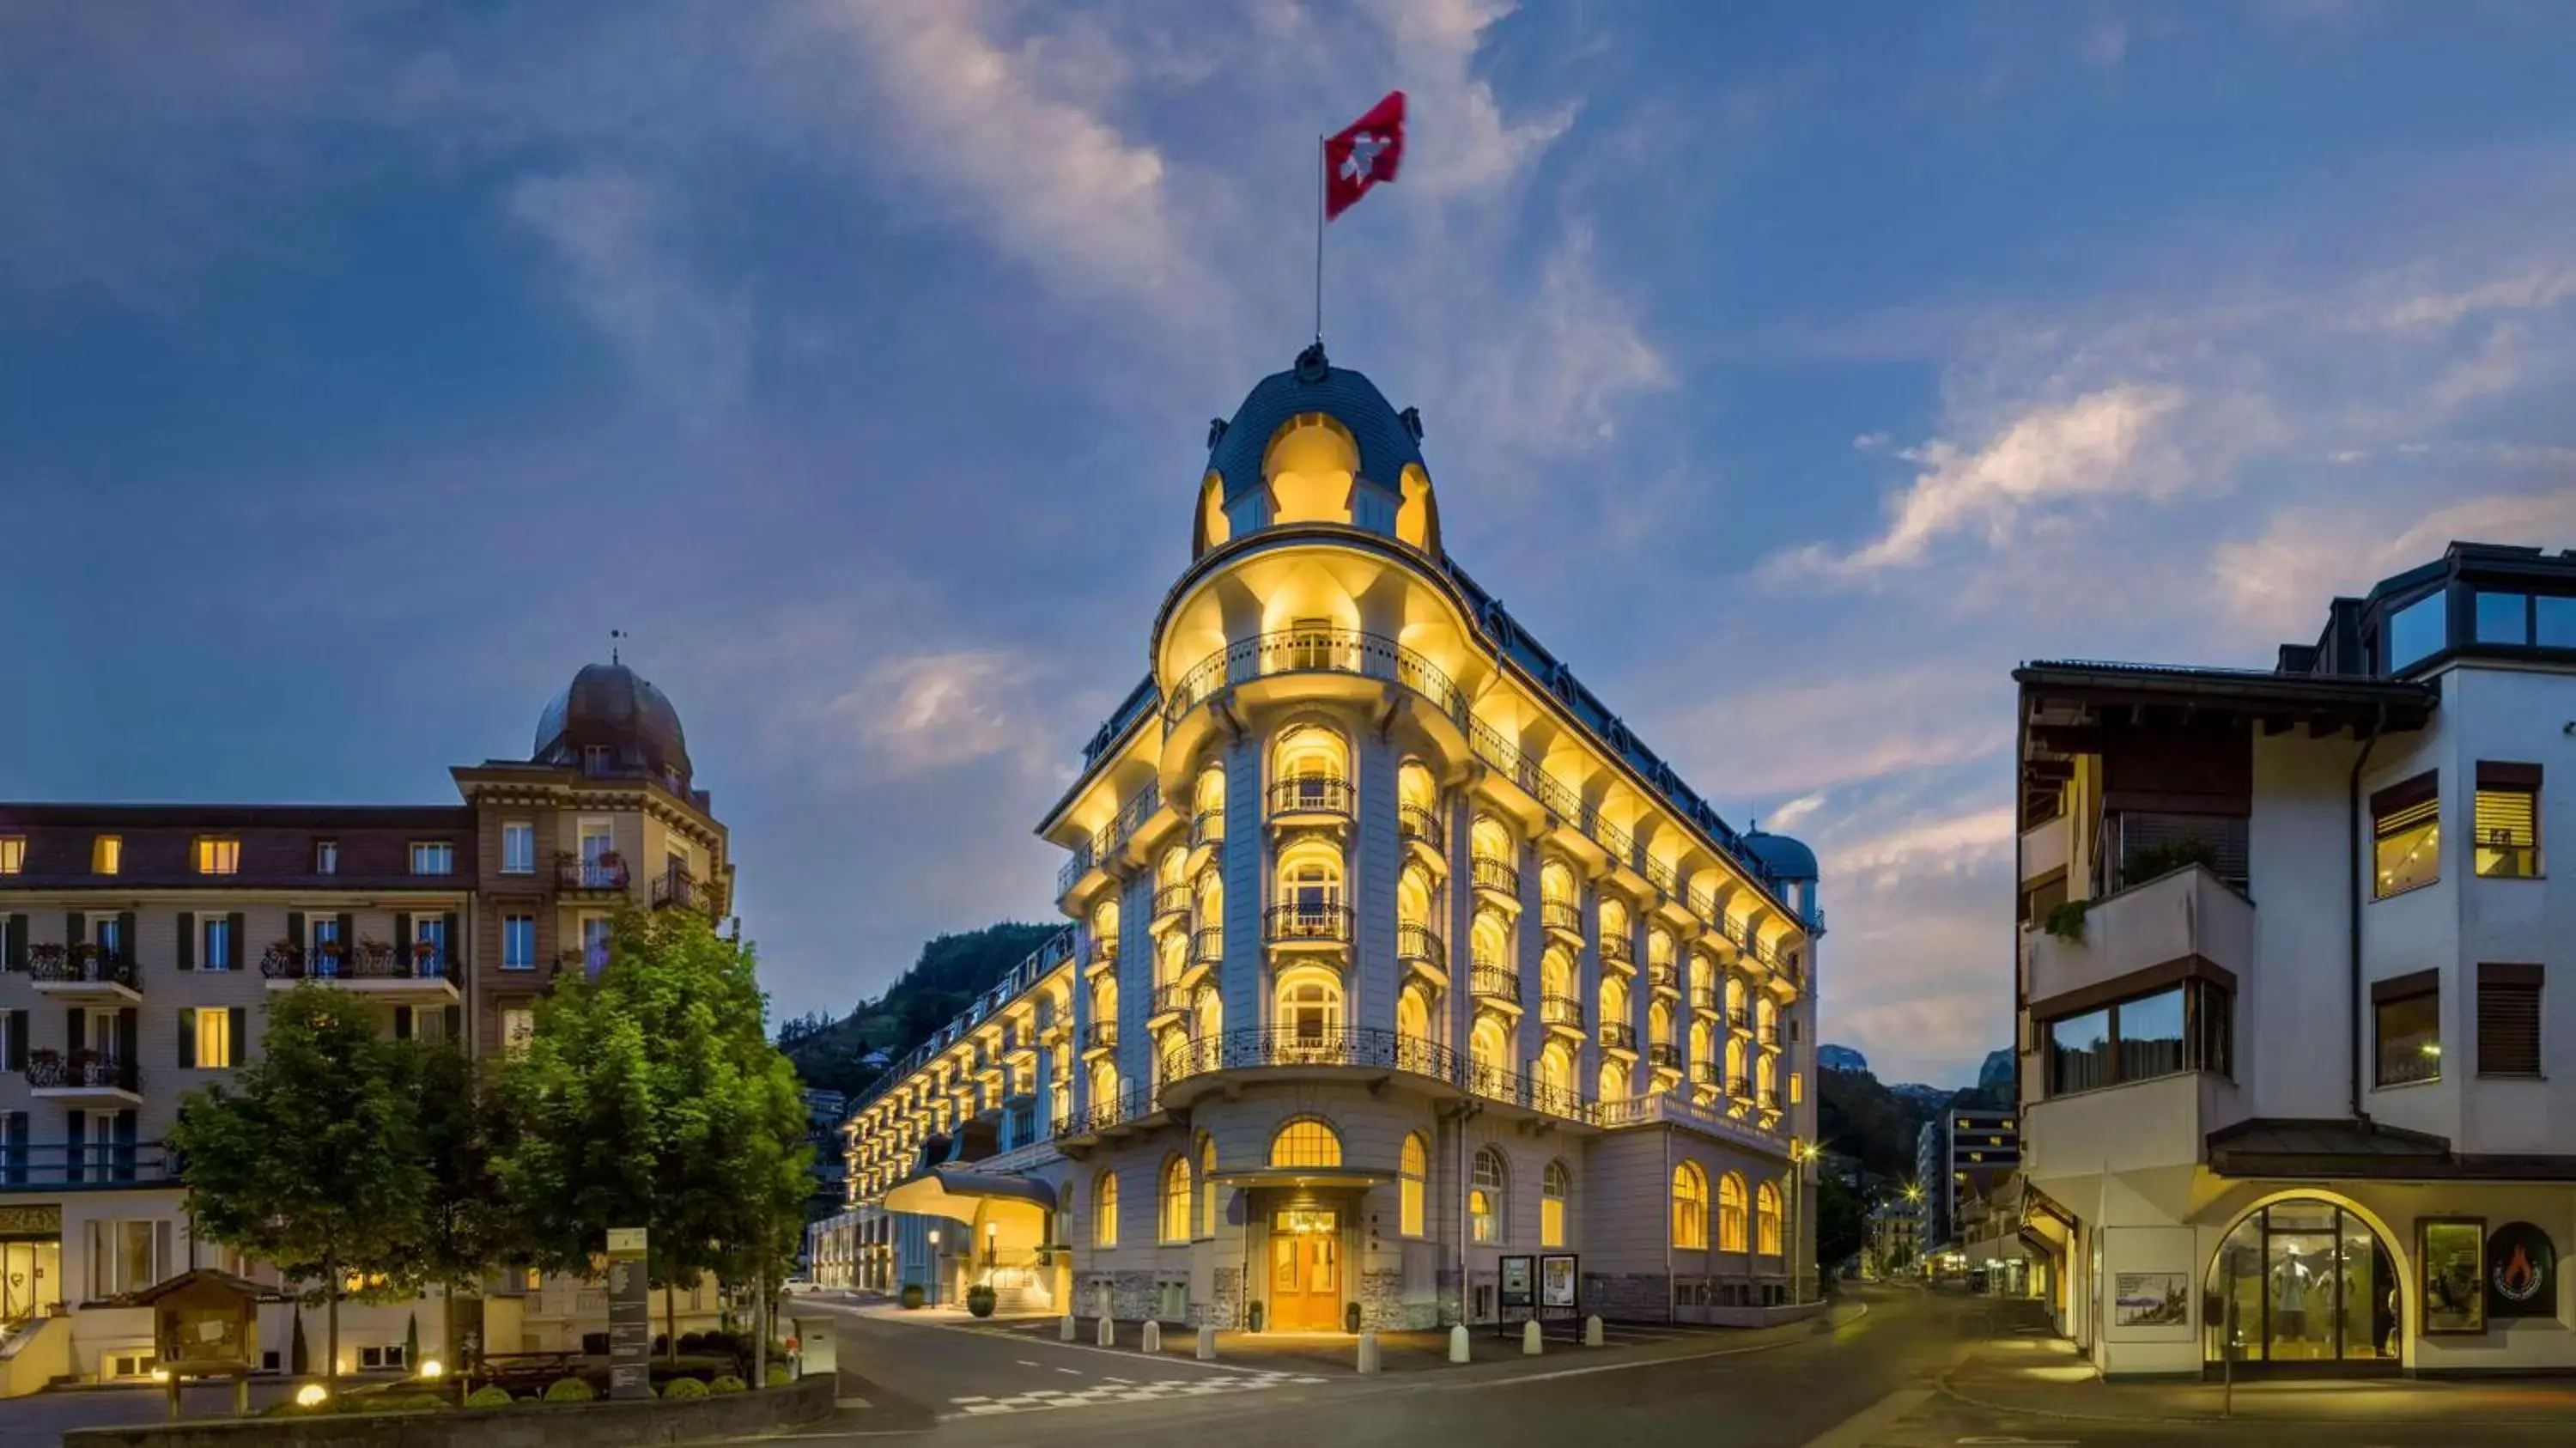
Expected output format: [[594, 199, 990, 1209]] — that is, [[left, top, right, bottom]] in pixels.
[[966, 1289, 996, 1319]]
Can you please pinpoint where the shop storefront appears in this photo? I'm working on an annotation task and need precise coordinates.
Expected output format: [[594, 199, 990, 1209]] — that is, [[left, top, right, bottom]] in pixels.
[[2202, 1198, 2399, 1372]]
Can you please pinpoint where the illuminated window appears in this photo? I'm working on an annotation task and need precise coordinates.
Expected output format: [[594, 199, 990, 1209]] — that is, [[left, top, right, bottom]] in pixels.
[[2474, 766, 2539, 879], [0, 837, 21, 874], [2374, 975, 2440, 1087], [93, 836, 121, 876], [1790, 1072, 1803, 1105], [1470, 1147, 1507, 1244], [2370, 773, 2439, 898], [1399, 1134, 1427, 1238], [194, 837, 240, 875], [1159, 1154, 1193, 1244], [1756, 1181, 1783, 1256], [410, 841, 455, 875], [1541, 1160, 1570, 1249], [1269, 1116, 1342, 1169], [1671, 1161, 1708, 1250], [184, 1007, 234, 1068], [502, 821, 537, 874], [1092, 1171, 1119, 1248], [503, 1008, 537, 1055], [1717, 1173, 1748, 1252]]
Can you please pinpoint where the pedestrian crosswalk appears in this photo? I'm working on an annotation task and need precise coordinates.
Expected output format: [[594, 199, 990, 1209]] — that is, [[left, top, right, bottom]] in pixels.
[[947, 1368, 1332, 1418]]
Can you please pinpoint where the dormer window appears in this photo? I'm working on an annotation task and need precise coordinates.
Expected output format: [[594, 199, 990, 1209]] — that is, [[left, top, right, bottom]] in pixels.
[[583, 745, 614, 776]]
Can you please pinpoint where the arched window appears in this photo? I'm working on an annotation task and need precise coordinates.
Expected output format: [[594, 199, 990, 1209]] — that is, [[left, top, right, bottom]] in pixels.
[[1094, 1171, 1121, 1248], [1194, 764, 1226, 819], [1273, 722, 1350, 801], [1689, 1019, 1713, 1075], [1157, 843, 1185, 889], [1469, 910, 1510, 971], [1160, 1154, 1193, 1244], [1601, 975, 1629, 1026], [1540, 859, 1576, 907], [1718, 1173, 1748, 1252], [1469, 1015, 1510, 1086], [1276, 838, 1346, 922], [1193, 986, 1222, 1043], [1397, 864, 1435, 928], [1471, 814, 1515, 873], [1088, 1059, 1119, 1112], [1756, 1181, 1783, 1256], [1725, 1036, 1748, 1091], [1649, 1001, 1674, 1051], [1200, 1136, 1219, 1238], [1396, 985, 1432, 1044], [1263, 414, 1358, 526], [1535, 1041, 1573, 1103], [1270, 1116, 1343, 1169], [1091, 898, 1120, 952], [1540, 946, 1574, 1003], [1194, 869, 1223, 928], [1399, 1134, 1428, 1238], [1399, 759, 1438, 812], [1470, 1148, 1508, 1244], [1599, 895, 1630, 942], [1541, 1160, 1571, 1249], [1672, 1162, 1709, 1250], [1599, 1058, 1629, 1100], [1274, 968, 1343, 1046], [1648, 928, 1674, 968]]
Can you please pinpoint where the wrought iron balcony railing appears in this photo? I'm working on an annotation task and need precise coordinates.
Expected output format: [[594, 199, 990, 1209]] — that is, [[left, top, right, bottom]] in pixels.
[[1163, 627, 1467, 733], [1471, 856, 1519, 898], [1539, 899, 1582, 936], [1191, 928, 1224, 969], [1151, 984, 1192, 1020], [1600, 1021, 1637, 1052], [0, 1140, 173, 1190], [25, 945, 136, 989], [1469, 966, 1521, 1005], [1151, 884, 1194, 922], [1647, 1042, 1683, 1071], [260, 941, 447, 981], [556, 854, 630, 891], [1647, 963, 1680, 994], [1267, 776, 1355, 820], [1190, 808, 1224, 849], [1399, 803, 1445, 855], [1395, 923, 1446, 974], [1600, 935, 1634, 967], [25, 1053, 138, 1092], [649, 869, 714, 914], [1082, 1022, 1119, 1054], [1264, 903, 1353, 945], [1540, 995, 1584, 1029], [1161, 1025, 1459, 1086]]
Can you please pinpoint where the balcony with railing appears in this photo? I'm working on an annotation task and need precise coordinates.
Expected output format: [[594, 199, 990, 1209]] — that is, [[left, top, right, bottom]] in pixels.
[[1052, 1086, 1151, 1142], [1149, 885, 1194, 936], [1539, 898, 1582, 942], [649, 868, 719, 916], [1646, 1042, 1683, 1073], [1189, 807, 1224, 855], [1264, 903, 1353, 949], [0, 1140, 175, 1191], [1161, 1025, 1458, 1090], [1163, 627, 1467, 733], [23, 944, 140, 1004], [1396, 923, 1448, 986], [25, 1051, 141, 1102], [1081, 1022, 1119, 1057], [1084, 938, 1119, 978], [260, 940, 460, 1001], [1540, 995, 1584, 1034], [1689, 1060, 1720, 1088], [555, 852, 630, 893], [1600, 934, 1634, 972], [1470, 965, 1522, 1009], [1471, 855, 1520, 903], [1187, 928, 1224, 984], [1600, 1020, 1637, 1054], [1399, 803, 1446, 861], [1689, 985, 1720, 1019], [1267, 776, 1355, 825], [1148, 984, 1191, 1027], [1646, 963, 1680, 997]]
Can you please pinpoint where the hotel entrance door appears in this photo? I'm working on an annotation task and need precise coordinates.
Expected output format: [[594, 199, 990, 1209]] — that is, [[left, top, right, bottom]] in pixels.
[[1268, 1208, 1341, 1331]]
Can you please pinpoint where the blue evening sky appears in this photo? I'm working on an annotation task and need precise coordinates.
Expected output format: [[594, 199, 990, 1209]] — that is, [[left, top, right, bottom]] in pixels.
[[5, 2, 2572, 1085]]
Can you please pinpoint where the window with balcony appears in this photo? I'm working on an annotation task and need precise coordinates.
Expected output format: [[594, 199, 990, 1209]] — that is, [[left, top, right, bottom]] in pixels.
[[2042, 978, 2231, 1096], [0, 836, 20, 874], [502, 821, 537, 875], [2476, 964, 2542, 1079], [2473, 764, 2540, 879], [2372, 972, 2440, 1087], [194, 838, 240, 875], [410, 841, 455, 876], [93, 836, 121, 876], [503, 914, 538, 970], [581, 916, 611, 974], [2370, 772, 2439, 898]]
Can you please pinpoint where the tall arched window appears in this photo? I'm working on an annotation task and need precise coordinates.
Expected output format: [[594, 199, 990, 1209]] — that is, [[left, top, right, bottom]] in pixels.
[[1718, 1173, 1749, 1252], [1540, 946, 1574, 1004], [1274, 968, 1343, 1048], [1756, 1180, 1783, 1256], [1541, 1160, 1571, 1248], [1094, 1171, 1121, 1248], [1270, 1116, 1344, 1169], [1088, 1059, 1119, 1114], [1199, 1137, 1219, 1238], [1396, 985, 1433, 1045], [1399, 1134, 1428, 1238], [1470, 1148, 1508, 1244], [1273, 722, 1350, 800], [1599, 1058, 1630, 1100], [1599, 895, 1630, 943], [1672, 1162, 1709, 1249], [1725, 1036, 1748, 1092], [1469, 1015, 1510, 1087], [1160, 1154, 1193, 1244]]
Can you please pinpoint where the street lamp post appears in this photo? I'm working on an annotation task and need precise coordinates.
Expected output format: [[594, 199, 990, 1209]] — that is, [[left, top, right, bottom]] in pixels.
[[927, 1228, 942, 1308]]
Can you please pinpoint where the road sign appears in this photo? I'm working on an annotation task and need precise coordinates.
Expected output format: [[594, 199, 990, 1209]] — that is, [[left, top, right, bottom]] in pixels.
[[606, 1226, 651, 1401]]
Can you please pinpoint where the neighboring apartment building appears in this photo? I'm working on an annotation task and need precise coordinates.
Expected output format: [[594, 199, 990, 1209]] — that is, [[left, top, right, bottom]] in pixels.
[[811, 344, 1825, 1330], [1866, 1196, 1919, 1277], [2014, 541, 2576, 1378], [0, 660, 732, 1392]]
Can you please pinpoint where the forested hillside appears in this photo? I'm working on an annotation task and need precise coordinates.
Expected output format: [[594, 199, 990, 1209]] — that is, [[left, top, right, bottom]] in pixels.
[[777, 921, 1062, 1098]]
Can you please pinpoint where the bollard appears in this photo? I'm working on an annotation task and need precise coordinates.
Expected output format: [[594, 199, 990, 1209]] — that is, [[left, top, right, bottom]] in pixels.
[[1357, 1331, 1381, 1375], [1584, 1315, 1604, 1348], [1097, 1316, 1115, 1347], [1449, 1323, 1471, 1364], [1060, 1314, 1076, 1342], [1141, 1322, 1162, 1353], [1522, 1320, 1543, 1356], [1196, 1324, 1217, 1360]]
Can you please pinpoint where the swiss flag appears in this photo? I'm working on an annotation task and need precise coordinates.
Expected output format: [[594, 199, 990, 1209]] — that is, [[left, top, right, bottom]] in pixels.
[[1324, 91, 1406, 221]]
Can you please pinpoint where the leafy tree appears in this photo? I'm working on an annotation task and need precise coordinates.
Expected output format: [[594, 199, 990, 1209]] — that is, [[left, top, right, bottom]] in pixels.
[[1816, 1175, 1867, 1277], [492, 906, 811, 1366], [389, 1037, 506, 1371], [171, 987, 428, 1390]]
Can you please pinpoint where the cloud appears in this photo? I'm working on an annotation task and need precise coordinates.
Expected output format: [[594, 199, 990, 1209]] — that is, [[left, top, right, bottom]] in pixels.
[[1825, 806, 2016, 879], [2212, 484, 2576, 637], [507, 167, 750, 424], [1466, 222, 1674, 451], [847, 651, 1052, 776], [1360, 0, 1576, 199]]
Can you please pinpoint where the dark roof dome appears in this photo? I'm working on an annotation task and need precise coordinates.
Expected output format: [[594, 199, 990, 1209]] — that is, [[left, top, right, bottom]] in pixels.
[[533, 661, 691, 786], [1741, 826, 1819, 883], [1205, 342, 1425, 511]]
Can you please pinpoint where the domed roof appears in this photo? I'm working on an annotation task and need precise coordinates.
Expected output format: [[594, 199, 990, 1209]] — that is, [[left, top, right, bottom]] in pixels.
[[1741, 826, 1819, 883], [1206, 342, 1425, 509], [532, 661, 691, 785]]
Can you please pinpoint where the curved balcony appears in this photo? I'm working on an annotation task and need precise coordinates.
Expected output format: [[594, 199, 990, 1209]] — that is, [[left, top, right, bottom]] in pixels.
[[1728, 1074, 1754, 1098], [1540, 995, 1585, 1034], [1600, 1021, 1637, 1054], [1758, 1020, 1780, 1047], [1150, 884, 1193, 935], [1267, 776, 1355, 826], [1728, 1007, 1752, 1032], [1399, 803, 1446, 862], [1163, 627, 1467, 733], [1084, 940, 1120, 978], [1469, 965, 1522, 1009], [1148, 985, 1190, 1028], [1538, 899, 1582, 942], [1599, 935, 1634, 972], [1396, 922, 1448, 986], [1646, 963, 1680, 998], [1264, 903, 1353, 949], [1186, 928, 1224, 985], [1160, 1025, 1459, 1091], [1470, 856, 1520, 906], [1690, 989, 1722, 1020], [1647, 1042, 1683, 1073], [1082, 1022, 1119, 1057], [1189, 807, 1225, 850], [1689, 1061, 1720, 1087]]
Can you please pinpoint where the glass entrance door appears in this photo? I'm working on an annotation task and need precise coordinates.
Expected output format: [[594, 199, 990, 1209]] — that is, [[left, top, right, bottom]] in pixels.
[[1267, 1209, 1340, 1330], [2205, 1199, 2397, 1370], [1, 1240, 60, 1325]]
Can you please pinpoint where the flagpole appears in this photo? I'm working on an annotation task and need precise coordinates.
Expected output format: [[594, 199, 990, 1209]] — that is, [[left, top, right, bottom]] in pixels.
[[1314, 133, 1326, 345]]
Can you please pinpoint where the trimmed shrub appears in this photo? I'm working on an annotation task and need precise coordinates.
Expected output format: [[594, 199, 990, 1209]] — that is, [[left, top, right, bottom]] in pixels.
[[966, 1285, 997, 1318], [898, 1283, 925, 1310], [662, 1376, 709, 1401], [359, 1395, 449, 1414], [543, 1377, 596, 1402], [766, 1364, 793, 1388], [465, 1386, 513, 1408], [708, 1374, 747, 1396], [677, 1331, 707, 1354]]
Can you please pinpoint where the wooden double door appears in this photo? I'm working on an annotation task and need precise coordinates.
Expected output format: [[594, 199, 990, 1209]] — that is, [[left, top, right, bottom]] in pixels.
[[1267, 1208, 1342, 1331]]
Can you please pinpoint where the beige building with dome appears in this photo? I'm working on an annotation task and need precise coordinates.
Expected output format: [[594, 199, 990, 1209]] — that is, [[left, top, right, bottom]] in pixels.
[[814, 345, 1826, 1333], [0, 660, 733, 1394]]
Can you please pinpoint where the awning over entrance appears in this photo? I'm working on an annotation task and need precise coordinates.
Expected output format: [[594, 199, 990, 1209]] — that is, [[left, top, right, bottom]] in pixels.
[[2208, 1116, 2576, 1181], [1209, 1167, 1397, 1191], [882, 1167, 1057, 1225]]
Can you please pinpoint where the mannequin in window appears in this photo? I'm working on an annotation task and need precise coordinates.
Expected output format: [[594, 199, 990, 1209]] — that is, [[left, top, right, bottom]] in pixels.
[[2270, 1244, 2315, 1351]]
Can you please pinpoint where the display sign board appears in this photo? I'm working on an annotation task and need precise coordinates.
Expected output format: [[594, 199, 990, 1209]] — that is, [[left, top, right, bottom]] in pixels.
[[606, 1226, 652, 1400], [1539, 1253, 1579, 1318], [2488, 1221, 2557, 1320], [1498, 1254, 1534, 1326]]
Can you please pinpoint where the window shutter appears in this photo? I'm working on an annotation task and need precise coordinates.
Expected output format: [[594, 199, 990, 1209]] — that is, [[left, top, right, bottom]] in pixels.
[[286, 912, 305, 960], [177, 913, 197, 970], [228, 1007, 246, 1066], [65, 1110, 84, 1181], [443, 911, 460, 971], [4, 1011, 23, 1072], [4, 914, 22, 971], [2478, 964, 2544, 1078], [66, 912, 84, 950], [116, 912, 137, 964], [443, 1004, 462, 1043], [179, 1009, 197, 1069], [336, 912, 355, 949], [395, 914, 412, 958], [118, 1007, 137, 1062], [394, 1006, 413, 1041], [65, 1006, 81, 1050], [227, 913, 246, 970]]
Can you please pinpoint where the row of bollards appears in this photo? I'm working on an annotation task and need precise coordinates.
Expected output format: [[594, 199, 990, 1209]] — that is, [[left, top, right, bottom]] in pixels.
[[1060, 1313, 1609, 1372]]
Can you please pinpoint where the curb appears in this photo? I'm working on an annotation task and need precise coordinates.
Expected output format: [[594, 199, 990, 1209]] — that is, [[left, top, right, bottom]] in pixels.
[[1931, 1366, 2576, 1430]]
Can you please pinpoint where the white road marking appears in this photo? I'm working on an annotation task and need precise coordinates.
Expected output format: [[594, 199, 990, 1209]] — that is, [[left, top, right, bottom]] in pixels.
[[939, 1370, 1332, 1421], [1054, 1366, 1083, 1375], [1016, 1359, 1040, 1367], [1798, 1387, 1935, 1448]]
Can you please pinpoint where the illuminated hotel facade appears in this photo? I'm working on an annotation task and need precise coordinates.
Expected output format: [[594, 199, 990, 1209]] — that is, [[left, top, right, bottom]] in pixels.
[[814, 346, 1823, 1330]]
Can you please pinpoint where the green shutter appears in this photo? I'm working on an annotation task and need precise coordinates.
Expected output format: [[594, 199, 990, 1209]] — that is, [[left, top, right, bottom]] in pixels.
[[66, 912, 84, 950], [227, 913, 246, 971], [64, 1110, 84, 1181], [442, 911, 460, 973], [336, 913, 355, 951], [176, 913, 196, 970], [4, 1011, 24, 1072], [394, 914, 412, 957], [442, 1004, 462, 1043], [228, 1007, 246, 1067], [393, 1006, 414, 1041], [285, 912, 305, 965], [178, 1009, 197, 1069], [115, 913, 136, 964], [4, 914, 23, 971]]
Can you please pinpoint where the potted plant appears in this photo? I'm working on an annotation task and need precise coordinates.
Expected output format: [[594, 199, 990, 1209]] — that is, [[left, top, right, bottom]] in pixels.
[[412, 939, 441, 976], [898, 1284, 925, 1311], [68, 942, 101, 979], [966, 1285, 996, 1318]]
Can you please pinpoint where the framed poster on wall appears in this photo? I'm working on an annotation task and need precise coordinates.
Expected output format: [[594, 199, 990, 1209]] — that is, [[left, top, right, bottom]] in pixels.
[[2112, 1271, 2189, 1328], [1499, 1255, 1534, 1317], [1540, 1253, 1578, 1317], [2421, 1218, 2486, 1335], [2487, 1221, 2556, 1321]]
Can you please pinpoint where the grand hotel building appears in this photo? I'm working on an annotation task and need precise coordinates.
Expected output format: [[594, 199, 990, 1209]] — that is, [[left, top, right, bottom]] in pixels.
[[812, 346, 1823, 1331]]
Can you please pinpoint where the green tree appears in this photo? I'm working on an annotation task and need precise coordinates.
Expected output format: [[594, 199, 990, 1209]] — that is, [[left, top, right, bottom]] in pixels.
[[389, 1037, 506, 1372], [1816, 1175, 1866, 1278], [493, 906, 811, 1366], [171, 987, 428, 1390]]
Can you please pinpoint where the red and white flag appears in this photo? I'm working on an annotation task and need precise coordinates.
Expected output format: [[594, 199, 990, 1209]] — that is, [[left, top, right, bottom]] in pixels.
[[1324, 91, 1406, 221]]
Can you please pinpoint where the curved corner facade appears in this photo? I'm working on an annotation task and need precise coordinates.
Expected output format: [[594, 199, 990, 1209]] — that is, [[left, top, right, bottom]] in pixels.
[[817, 349, 1823, 1331]]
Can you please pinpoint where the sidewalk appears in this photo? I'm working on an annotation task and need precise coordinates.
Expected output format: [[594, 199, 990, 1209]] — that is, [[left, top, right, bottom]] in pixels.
[[1942, 1300, 2576, 1427]]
